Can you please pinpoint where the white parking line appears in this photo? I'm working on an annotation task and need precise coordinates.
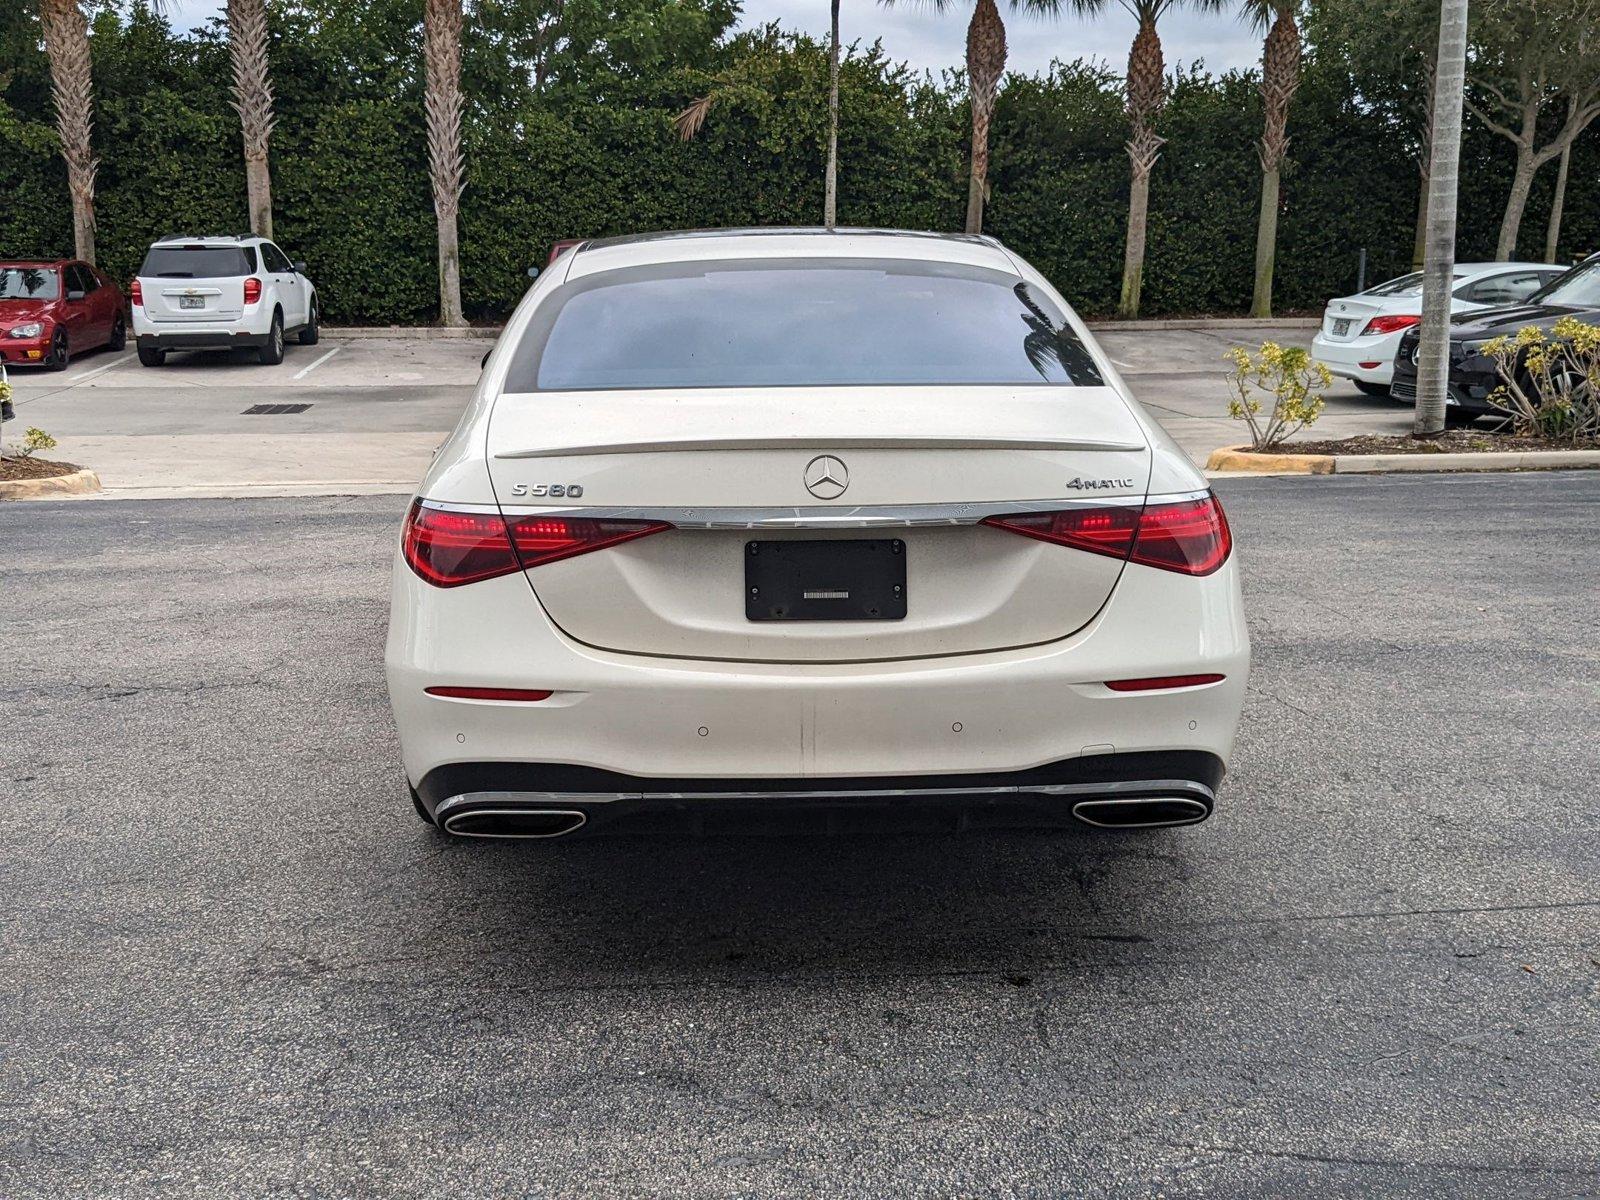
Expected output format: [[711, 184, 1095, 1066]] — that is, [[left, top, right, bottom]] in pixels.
[[62, 354, 132, 385], [292, 346, 342, 381]]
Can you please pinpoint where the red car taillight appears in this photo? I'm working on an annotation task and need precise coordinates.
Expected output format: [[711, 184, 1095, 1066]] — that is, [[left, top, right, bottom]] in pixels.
[[402, 502, 671, 587], [983, 494, 1232, 577], [130, 278, 143, 307], [1361, 313, 1420, 336], [243, 277, 262, 305]]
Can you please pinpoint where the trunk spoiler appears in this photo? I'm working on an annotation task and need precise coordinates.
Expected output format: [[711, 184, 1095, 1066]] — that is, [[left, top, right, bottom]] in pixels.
[[496, 434, 1146, 459]]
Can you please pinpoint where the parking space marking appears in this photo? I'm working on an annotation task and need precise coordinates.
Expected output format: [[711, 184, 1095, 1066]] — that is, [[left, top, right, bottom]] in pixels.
[[292, 346, 342, 381], [62, 353, 133, 385]]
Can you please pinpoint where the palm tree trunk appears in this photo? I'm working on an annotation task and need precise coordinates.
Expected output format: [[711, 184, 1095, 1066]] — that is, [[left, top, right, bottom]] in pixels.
[[1120, 164, 1152, 317], [1251, 167, 1279, 318], [228, 0, 276, 239], [1119, 12, 1165, 319], [1251, 5, 1300, 319], [1544, 136, 1570, 263], [1414, 0, 1468, 439], [39, 0, 98, 265], [824, 0, 839, 227], [963, 0, 1006, 235], [1494, 144, 1537, 261], [423, 0, 466, 327]]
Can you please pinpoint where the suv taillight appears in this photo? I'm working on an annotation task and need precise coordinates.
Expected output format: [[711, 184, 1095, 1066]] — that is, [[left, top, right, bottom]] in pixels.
[[983, 494, 1232, 577], [130, 278, 143, 307], [402, 502, 671, 588], [243, 277, 262, 305]]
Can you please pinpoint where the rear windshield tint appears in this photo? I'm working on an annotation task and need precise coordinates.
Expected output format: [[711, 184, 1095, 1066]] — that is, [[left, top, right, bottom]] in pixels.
[[139, 246, 257, 278], [505, 258, 1104, 391]]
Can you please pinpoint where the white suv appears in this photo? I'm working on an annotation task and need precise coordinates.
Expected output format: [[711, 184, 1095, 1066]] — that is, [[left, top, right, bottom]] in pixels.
[[130, 235, 318, 366]]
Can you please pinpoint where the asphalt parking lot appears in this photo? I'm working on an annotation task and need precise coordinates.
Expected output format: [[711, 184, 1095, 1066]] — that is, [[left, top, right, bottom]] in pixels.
[[3, 472, 1596, 1197], [1, 324, 1415, 497]]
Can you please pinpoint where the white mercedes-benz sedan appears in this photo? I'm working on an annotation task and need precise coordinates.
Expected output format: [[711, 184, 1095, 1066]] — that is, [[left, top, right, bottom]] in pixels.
[[386, 228, 1249, 839]]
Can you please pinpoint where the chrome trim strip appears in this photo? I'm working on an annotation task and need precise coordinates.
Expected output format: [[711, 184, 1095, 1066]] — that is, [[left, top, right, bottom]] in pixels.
[[434, 779, 1214, 808], [420, 491, 1212, 528], [495, 435, 1146, 458]]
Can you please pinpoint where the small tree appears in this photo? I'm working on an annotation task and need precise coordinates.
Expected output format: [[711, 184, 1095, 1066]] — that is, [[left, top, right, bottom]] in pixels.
[[1224, 342, 1330, 449], [1482, 318, 1600, 442]]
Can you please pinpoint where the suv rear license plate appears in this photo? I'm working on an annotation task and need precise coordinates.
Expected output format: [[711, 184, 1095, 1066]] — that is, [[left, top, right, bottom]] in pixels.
[[1331, 318, 1351, 336], [180, 296, 204, 309], [746, 539, 906, 621]]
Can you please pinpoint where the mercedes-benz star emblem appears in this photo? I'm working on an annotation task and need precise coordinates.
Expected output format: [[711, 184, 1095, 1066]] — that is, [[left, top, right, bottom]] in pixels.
[[804, 454, 849, 500]]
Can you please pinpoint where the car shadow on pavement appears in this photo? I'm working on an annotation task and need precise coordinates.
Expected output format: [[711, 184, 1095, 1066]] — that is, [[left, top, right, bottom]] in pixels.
[[384, 828, 1198, 985]]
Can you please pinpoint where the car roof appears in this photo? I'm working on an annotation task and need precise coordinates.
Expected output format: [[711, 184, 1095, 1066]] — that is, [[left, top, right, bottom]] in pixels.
[[0, 259, 70, 268], [148, 235, 265, 247], [1455, 261, 1560, 275], [562, 227, 1017, 279]]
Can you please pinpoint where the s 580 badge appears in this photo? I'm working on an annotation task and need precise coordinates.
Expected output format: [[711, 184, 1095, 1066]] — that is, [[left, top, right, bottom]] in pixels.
[[509, 483, 584, 498]]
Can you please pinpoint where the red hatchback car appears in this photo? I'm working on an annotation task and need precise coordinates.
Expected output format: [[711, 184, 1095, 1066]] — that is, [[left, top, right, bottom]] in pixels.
[[0, 259, 128, 370]]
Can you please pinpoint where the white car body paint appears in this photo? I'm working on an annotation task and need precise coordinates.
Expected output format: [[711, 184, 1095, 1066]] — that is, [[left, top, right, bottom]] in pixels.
[[386, 229, 1250, 838]]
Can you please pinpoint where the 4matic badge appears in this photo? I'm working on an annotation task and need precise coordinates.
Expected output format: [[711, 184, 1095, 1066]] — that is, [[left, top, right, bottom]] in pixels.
[[1065, 476, 1134, 491]]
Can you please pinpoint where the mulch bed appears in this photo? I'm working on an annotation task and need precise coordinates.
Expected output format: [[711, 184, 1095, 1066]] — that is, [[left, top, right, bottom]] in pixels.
[[1269, 432, 1600, 456], [0, 455, 81, 481]]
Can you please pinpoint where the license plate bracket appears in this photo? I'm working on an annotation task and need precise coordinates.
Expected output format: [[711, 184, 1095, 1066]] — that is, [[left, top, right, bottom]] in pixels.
[[745, 539, 906, 621], [1331, 318, 1351, 336]]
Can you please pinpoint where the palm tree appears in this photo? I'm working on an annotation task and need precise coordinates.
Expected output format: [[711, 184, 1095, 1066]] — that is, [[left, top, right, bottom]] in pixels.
[[227, 0, 276, 238], [1243, 0, 1303, 319], [825, 0, 841, 227], [881, 0, 1048, 234], [1072, 0, 1226, 317], [1414, 0, 1468, 438], [423, 0, 467, 327], [38, 0, 97, 264]]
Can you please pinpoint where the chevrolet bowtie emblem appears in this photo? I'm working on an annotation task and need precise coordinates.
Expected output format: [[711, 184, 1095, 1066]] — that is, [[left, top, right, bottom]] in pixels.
[[803, 454, 849, 500]]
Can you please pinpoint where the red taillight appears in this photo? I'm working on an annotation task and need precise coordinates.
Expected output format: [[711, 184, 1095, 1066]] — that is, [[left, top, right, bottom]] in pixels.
[[1361, 313, 1420, 336], [425, 686, 553, 702], [402, 501, 671, 587], [506, 514, 673, 568], [1105, 673, 1226, 692], [983, 494, 1232, 577], [243, 277, 262, 305], [130, 278, 143, 307]]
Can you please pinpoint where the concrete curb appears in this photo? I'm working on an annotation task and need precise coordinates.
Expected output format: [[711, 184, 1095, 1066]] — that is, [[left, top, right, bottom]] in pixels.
[[0, 466, 102, 500], [323, 325, 501, 340], [323, 317, 1321, 340], [1085, 317, 1321, 332], [1206, 444, 1600, 476]]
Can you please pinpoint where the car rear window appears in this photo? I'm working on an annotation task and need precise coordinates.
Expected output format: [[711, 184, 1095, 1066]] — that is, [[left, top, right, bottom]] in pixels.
[[505, 258, 1104, 391], [0, 266, 61, 300], [139, 246, 257, 278]]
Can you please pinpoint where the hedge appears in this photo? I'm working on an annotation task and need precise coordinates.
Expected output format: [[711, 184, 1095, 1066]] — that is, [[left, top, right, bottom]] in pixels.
[[1, 1, 1595, 324]]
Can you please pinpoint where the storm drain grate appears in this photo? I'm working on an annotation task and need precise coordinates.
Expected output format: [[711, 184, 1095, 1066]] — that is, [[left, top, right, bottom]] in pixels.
[[242, 403, 312, 415]]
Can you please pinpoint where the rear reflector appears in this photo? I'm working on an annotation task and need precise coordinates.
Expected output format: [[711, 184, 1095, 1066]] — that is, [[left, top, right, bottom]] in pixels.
[[1104, 673, 1226, 692], [403, 501, 672, 587], [983, 494, 1232, 576], [426, 686, 553, 702]]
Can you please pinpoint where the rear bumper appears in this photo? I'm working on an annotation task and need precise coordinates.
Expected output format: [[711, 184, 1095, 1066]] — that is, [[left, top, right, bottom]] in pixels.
[[1310, 330, 1400, 384], [386, 547, 1250, 795], [418, 750, 1226, 835], [135, 330, 270, 350]]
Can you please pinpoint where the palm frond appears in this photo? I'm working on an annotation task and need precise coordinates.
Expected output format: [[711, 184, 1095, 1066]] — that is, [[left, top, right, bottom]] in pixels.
[[674, 93, 716, 141]]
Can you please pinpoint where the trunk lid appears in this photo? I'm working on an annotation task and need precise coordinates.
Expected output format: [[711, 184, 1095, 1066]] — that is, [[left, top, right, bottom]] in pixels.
[[486, 386, 1152, 662]]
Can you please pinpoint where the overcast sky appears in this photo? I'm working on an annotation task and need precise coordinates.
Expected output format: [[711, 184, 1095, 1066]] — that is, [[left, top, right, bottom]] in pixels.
[[168, 1, 1263, 78]]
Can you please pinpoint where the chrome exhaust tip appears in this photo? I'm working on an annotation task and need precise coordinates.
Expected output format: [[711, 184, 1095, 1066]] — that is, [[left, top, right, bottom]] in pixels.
[[439, 807, 588, 839], [1070, 796, 1210, 829]]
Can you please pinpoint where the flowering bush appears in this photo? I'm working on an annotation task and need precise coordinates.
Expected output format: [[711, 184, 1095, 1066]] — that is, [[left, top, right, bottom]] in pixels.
[[1481, 317, 1600, 443], [1224, 341, 1331, 450]]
